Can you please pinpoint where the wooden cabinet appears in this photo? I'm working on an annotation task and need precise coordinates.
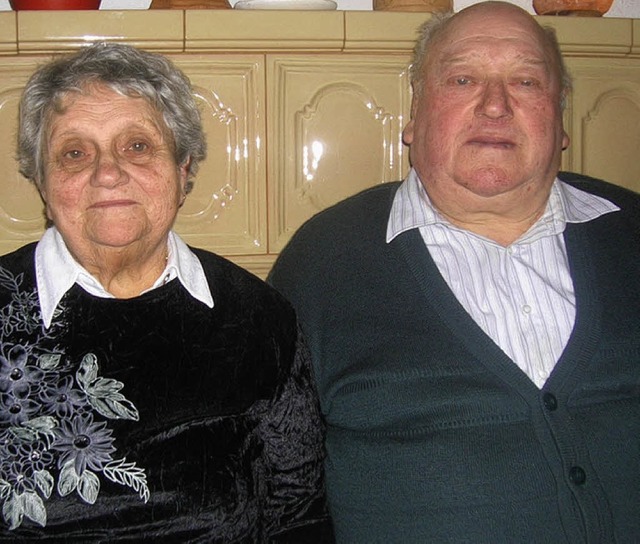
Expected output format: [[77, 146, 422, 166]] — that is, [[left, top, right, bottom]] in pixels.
[[0, 10, 638, 277]]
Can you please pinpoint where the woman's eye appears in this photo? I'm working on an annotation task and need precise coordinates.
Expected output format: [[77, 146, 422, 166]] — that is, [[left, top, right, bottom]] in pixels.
[[63, 149, 85, 160], [129, 141, 149, 153]]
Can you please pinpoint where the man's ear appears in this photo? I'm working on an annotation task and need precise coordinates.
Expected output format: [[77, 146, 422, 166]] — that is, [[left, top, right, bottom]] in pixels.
[[402, 82, 420, 146], [402, 119, 415, 146]]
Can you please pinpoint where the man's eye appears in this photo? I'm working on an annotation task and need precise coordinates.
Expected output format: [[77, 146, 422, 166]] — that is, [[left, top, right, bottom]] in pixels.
[[455, 77, 472, 86], [516, 78, 540, 88]]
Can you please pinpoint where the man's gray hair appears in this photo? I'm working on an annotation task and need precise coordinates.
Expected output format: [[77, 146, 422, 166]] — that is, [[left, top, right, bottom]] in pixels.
[[409, 9, 572, 108]]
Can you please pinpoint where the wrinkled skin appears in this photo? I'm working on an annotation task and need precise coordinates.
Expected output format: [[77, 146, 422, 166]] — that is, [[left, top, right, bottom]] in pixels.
[[403, 2, 569, 244]]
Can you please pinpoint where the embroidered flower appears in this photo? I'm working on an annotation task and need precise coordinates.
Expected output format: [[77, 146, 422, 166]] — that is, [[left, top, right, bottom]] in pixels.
[[0, 440, 54, 495], [39, 375, 86, 418], [0, 265, 150, 530], [53, 414, 116, 476], [0, 345, 44, 397], [0, 392, 40, 426]]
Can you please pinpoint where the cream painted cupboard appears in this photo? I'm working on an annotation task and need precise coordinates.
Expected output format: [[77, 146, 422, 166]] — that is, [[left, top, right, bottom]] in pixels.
[[0, 10, 638, 277]]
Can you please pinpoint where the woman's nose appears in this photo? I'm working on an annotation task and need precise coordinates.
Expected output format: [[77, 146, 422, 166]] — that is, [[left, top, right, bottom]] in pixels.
[[90, 152, 128, 187]]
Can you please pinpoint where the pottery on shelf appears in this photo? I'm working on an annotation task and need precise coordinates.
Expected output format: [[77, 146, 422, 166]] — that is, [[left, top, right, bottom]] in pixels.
[[373, 0, 451, 13], [10, 0, 100, 8], [150, 0, 231, 7], [533, 0, 614, 16]]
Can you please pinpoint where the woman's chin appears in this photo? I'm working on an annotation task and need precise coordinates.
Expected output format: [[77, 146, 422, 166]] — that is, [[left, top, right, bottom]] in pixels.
[[84, 226, 151, 252]]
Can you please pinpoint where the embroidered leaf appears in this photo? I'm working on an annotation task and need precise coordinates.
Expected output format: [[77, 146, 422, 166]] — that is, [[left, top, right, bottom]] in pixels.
[[3, 492, 24, 530], [0, 266, 21, 291], [38, 353, 62, 370], [34, 470, 54, 499], [88, 377, 124, 395], [76, 353, 99, 389], [103, 458, 150, 503], [87, 392, 139, 421], [23, 415, 58, 434], [9, 426, 39, 442], [78, 470, 100, 505], [23, 491, 46, 527], [77, 354, 139, 421], [58, 461, 79, 497], [0, 480, 11, 501]]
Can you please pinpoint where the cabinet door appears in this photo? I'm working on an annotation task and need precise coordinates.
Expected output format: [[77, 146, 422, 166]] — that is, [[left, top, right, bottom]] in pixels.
[[0, 58, 48, 256], [267, 54, 411, 252], [170, 55, 266, 256], [564, 57, 640, 193]]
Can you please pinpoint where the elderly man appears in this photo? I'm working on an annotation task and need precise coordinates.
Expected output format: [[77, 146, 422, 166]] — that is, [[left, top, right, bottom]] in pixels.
[[268, 1, 640, 542]]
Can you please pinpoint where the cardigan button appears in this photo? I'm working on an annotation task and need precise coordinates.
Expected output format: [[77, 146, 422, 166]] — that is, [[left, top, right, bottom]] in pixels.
[[542, 392, 558, 411], [569, 466, 587, 486]]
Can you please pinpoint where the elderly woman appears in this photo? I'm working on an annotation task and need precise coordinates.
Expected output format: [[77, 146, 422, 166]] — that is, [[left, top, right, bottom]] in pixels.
[[0, 43, 332, 541]]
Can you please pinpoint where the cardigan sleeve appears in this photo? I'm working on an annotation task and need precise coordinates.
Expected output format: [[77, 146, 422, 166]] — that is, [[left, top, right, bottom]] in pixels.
[[256, 328, 334, 542]]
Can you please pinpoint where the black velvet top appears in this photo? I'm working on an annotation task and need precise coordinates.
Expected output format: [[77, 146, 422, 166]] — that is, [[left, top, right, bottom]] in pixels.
[[0, 244, 333, 542]]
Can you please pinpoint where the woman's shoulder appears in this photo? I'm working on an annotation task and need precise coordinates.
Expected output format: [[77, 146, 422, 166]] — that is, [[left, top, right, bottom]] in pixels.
[[0, 242, 38, 272], [0, 243, 38, 298], [190, 247, 296, 319]]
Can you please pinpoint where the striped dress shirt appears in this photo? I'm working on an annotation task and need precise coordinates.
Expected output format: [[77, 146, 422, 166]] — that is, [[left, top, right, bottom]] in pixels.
[[387, 169, 619, 388]]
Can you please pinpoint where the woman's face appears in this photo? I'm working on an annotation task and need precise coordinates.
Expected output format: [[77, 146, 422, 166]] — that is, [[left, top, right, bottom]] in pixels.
[[41, 83, 188, 262]]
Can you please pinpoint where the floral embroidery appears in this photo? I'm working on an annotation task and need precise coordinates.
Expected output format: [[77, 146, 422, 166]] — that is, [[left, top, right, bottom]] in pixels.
[[0, 266, 149, 530]]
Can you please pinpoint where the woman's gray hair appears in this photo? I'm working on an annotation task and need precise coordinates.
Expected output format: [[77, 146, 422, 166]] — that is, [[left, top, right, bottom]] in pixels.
[[409, 9, 573, 109], [18, 42, 206, 192]]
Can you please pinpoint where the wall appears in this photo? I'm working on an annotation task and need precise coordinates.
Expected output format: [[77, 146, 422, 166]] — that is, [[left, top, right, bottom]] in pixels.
[[1, 0, 639, 13], [454, 0, 640, 17]]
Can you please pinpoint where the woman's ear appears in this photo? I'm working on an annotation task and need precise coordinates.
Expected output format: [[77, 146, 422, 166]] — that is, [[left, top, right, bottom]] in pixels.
[[178, 159, 191, 205]]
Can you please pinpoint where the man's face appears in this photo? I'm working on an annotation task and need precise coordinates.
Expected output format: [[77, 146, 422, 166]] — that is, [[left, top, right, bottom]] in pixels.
[[403, 4, 569, 219]]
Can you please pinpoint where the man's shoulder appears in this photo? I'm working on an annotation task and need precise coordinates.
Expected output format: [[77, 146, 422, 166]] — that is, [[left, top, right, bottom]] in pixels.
[[268, 182, 401, 289], [559, 171, 640, 208], [295, 182, 401, 238]]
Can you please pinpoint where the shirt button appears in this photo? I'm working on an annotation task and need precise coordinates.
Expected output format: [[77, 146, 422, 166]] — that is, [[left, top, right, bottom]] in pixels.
[[522, 304, 532, 314], [569, 466, 586, 486], [543, 392, 558, 411]]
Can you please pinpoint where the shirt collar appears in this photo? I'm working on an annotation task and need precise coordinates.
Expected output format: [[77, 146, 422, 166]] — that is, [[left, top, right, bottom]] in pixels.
[[386, 168, 620, 244], [35, 227, 214, 329]]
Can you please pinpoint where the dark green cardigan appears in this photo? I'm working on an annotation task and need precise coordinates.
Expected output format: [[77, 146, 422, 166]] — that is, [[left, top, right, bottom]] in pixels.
[[269, 172, 640, 543]]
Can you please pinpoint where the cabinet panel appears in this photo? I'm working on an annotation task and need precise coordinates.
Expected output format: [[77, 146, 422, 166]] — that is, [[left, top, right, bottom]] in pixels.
[[565, 58, 640, 193], [0, 58, 48, 256], [166, 55, 266, 255], [267, 54, 411, 252]]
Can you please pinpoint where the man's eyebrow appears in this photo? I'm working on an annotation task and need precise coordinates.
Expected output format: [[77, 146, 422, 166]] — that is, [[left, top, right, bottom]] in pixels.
[[441, 54, 548, 65]]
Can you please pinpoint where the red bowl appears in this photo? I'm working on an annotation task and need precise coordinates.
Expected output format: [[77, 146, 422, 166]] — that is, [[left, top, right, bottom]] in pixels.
[[10, 0, 101, 8]]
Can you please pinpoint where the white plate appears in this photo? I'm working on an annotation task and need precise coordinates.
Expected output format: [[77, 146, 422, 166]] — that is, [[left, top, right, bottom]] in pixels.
[[234, 0, 336, 9]]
